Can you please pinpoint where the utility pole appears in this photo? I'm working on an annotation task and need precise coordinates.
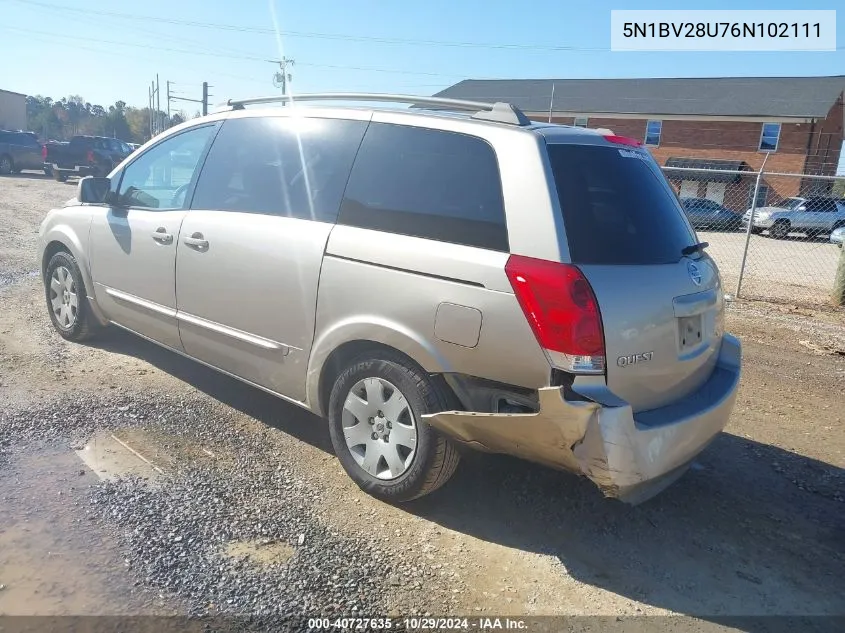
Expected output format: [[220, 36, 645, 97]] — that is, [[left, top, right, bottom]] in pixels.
[[269, 57, 295, 94], [149, 80, 156, 136], [167, 80, 211, 118], [156, 74, 161, 136]]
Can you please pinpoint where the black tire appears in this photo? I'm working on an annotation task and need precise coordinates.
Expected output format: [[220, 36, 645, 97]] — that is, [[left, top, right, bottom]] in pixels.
[[43, 166, 53, 177], [751, 227, 763, 235], [769, 220, 790, 239], [0, 154, 12, 175], [327, 351, 460, 503], [53, 169, 68, 182], [44, 251, 101, 342]]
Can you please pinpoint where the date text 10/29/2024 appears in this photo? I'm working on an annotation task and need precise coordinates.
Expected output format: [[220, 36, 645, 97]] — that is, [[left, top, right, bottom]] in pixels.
[[308, 617, 528, 630]]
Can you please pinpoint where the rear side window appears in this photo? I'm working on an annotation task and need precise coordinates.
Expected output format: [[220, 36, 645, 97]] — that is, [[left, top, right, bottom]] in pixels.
[[547, 143, 695, 265], [805, 198, 838, 212], [191, 116, 367, 222], [338, 123, 508, 251]]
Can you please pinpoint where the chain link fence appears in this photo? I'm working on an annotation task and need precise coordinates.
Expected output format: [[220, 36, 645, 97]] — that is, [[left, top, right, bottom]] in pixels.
[[662, 165, 845, 308]]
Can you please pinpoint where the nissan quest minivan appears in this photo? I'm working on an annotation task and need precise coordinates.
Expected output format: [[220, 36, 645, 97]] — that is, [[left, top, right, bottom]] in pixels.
[[38, 94, 741, 504]]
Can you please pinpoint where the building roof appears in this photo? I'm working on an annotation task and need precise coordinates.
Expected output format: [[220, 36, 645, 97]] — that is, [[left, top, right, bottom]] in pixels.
[[0, 89, 27, 97], [433, 76, 845, 119]]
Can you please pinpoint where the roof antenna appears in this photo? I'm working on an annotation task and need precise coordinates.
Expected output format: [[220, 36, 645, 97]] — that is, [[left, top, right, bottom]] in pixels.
[[547, 83, 555, 123]]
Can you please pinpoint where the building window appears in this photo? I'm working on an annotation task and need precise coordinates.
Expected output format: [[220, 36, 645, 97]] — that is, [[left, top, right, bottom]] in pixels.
[[748, 184, 769, 208], [759, 123, 780, 151], [573, 116, 589, 128], [645, 120, 662, 146]]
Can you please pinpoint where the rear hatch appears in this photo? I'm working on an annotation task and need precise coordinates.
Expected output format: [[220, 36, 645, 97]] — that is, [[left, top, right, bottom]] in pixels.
[[545, 139, 724, 412]]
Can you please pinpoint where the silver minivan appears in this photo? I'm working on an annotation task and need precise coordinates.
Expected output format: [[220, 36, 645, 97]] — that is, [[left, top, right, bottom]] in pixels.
[[38, 94, 741, 504]]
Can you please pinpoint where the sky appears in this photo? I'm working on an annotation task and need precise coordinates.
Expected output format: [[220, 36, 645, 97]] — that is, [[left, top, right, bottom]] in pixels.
[[2, 0, 844, 170]]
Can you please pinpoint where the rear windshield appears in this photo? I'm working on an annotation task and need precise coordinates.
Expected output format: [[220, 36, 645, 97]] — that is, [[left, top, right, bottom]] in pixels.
[[546, 143, 696, 265]]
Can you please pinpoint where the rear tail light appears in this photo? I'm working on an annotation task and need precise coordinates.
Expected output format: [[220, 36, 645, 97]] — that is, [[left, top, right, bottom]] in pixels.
[[86, 150, 95, 163], [505, 255, 605, 374], [41, 145, 47, 160], [602, 134, 642, 147]]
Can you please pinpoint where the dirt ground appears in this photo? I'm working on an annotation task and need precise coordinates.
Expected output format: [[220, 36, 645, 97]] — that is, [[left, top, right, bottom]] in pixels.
[[1, 175, 844, 631]]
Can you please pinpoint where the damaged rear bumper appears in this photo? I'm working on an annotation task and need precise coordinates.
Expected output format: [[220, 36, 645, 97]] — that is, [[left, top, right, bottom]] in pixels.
[[423, 334, 741, 504]]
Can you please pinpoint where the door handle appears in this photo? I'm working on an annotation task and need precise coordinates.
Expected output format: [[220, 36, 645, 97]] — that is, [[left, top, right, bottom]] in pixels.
[[151, 227, 173, 244], [183, 232, 209, 249]]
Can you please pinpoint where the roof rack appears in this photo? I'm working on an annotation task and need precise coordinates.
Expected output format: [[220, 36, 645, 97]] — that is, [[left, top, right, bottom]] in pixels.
[[225, 93, 531, 126]]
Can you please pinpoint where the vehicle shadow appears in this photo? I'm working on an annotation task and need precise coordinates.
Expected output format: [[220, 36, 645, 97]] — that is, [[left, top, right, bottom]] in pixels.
[[86, 328, 844, 628], [86, 328, 334, 454], [405, 435, 845, 628]]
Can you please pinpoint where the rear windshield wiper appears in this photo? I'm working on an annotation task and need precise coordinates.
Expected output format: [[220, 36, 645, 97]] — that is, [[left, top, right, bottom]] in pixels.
[[682, 241, 709, 256]]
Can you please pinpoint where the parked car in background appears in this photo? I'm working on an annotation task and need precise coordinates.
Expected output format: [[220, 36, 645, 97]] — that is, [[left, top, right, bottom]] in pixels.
[[0, 130, 46, 175], [832, 226, 845, 247], [43, 135, 133, 182], [679, 197, 741, 231], [742, 196, 845, 239], [37, 93, 740, 506]]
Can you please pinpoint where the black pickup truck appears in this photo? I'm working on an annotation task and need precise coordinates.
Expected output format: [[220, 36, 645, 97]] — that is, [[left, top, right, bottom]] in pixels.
[[43, 135, 133, 182], [0, 130, 45, 175]]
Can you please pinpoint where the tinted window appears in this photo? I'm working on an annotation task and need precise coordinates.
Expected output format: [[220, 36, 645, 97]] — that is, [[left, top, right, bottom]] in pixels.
[[805, 198, 837, 212], [547, 143, 695, 265], [192, 116, 366, 222], [117, 125, 215, 210], [338, 123, 507, 251]]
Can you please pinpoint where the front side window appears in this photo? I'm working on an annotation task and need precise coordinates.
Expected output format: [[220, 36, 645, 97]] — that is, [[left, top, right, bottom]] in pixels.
[[645, 120, 662, 146], [759, 123, 780, 151], [116, 125, 215, 210], [191, 116, 367, 222], [338, 123, 508, 251]]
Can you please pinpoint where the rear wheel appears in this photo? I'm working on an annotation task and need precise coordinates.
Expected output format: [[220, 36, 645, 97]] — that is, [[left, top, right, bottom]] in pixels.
[[53, 169, 68, 182], [769, 220, 790, 239], [0, 154, 12, 175], [327, 352, 460, 502], [44, 251, 101, 342]]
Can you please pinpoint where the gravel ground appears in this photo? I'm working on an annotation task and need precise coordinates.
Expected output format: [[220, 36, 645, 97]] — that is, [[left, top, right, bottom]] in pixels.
[[1, 176, 844, 631]]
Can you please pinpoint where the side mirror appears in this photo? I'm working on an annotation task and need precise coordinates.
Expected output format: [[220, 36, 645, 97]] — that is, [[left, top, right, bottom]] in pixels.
[[796, 205, 807, 212], [78, 176, 112, 204]]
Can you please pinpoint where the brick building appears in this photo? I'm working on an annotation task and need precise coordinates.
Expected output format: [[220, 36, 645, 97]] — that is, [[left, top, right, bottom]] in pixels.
[[434, 76, 845, 211]]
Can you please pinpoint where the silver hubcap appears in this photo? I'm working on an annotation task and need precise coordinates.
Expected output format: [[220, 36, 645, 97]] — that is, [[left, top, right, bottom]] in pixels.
[[342, 377, 417, 480], [49, 266, 78, 329]]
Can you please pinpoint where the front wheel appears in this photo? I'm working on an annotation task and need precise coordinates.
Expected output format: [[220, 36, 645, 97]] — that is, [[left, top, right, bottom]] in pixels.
[[769, 220, 790, 239], [44, 251, 102, 342], [327, 352, 460, 502], [52, 169, 68, 182]]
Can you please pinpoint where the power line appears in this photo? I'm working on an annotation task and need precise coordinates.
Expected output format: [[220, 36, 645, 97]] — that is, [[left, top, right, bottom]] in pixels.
[[0, 25, 479, 78], [9, 0, 608, 51]]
